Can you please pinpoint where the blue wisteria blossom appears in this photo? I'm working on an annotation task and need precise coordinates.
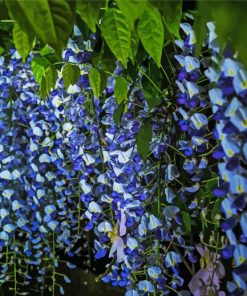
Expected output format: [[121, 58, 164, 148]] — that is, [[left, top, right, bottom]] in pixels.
[[206, 53, 247, 295], [0, 35, 99, 294], [0, 17, 247, 296]]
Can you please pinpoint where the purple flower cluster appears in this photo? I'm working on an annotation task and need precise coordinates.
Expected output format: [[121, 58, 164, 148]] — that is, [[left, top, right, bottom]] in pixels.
[[174, 20, 247, 295], [92, 83, 187, 294], [0, 38, 98, 294], [206, 46, 247, 295], [189, 245, 225, 296]]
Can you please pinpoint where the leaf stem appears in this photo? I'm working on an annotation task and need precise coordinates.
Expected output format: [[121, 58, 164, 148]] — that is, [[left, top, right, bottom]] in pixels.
[[173, 244, 194, 276], [138, 66, 162, 94], [161, 65, 171, 84]]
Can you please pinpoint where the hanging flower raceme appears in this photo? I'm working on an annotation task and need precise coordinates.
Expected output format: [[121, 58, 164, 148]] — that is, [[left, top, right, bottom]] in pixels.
[[0, 30, 101, 294], [206, 52, 247, 295]]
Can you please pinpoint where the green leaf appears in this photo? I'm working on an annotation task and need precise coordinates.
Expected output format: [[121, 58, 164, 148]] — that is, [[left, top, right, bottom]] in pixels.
[[101, 58, 116, 73], [182, 211, 191, 233], [143, 88, 160, 109], [152, 0, 182, 38], [92, 41, 117, 73], [76, 13, 90, 40], [31, 56, 51, 84], [0, 47, 4, 55], [137, 122, 152, 161], [114, 77, 128, 104], [164, 1, 182, 39], [45, 66, 58, 94], [101, 8, 131, 68], [137, 4, 164, 67], [62, 63, 80, 90], [13, 22, 35, 62], [40, 75, 47, 99], [123, 62, 137, 82], [4, 1, 30, 32], [92, 44, 104, 68], [76, 0, 103, 32], [129, 31, 139, 64], [115, 0, 147, 30], [142, 60, 162, 108], [0, 0, 10, 20], [89, 68, 101, 98], [40, 44, 55, 56], [135, 42, 148, 65], [113, 102, 124, 127], [6, 0, 75, 55], [193, 15, 207, 57], [100, 43, 117, 73]]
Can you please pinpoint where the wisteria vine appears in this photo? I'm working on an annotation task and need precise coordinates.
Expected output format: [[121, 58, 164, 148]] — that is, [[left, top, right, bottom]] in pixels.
[[0, 19, 247, 296]]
